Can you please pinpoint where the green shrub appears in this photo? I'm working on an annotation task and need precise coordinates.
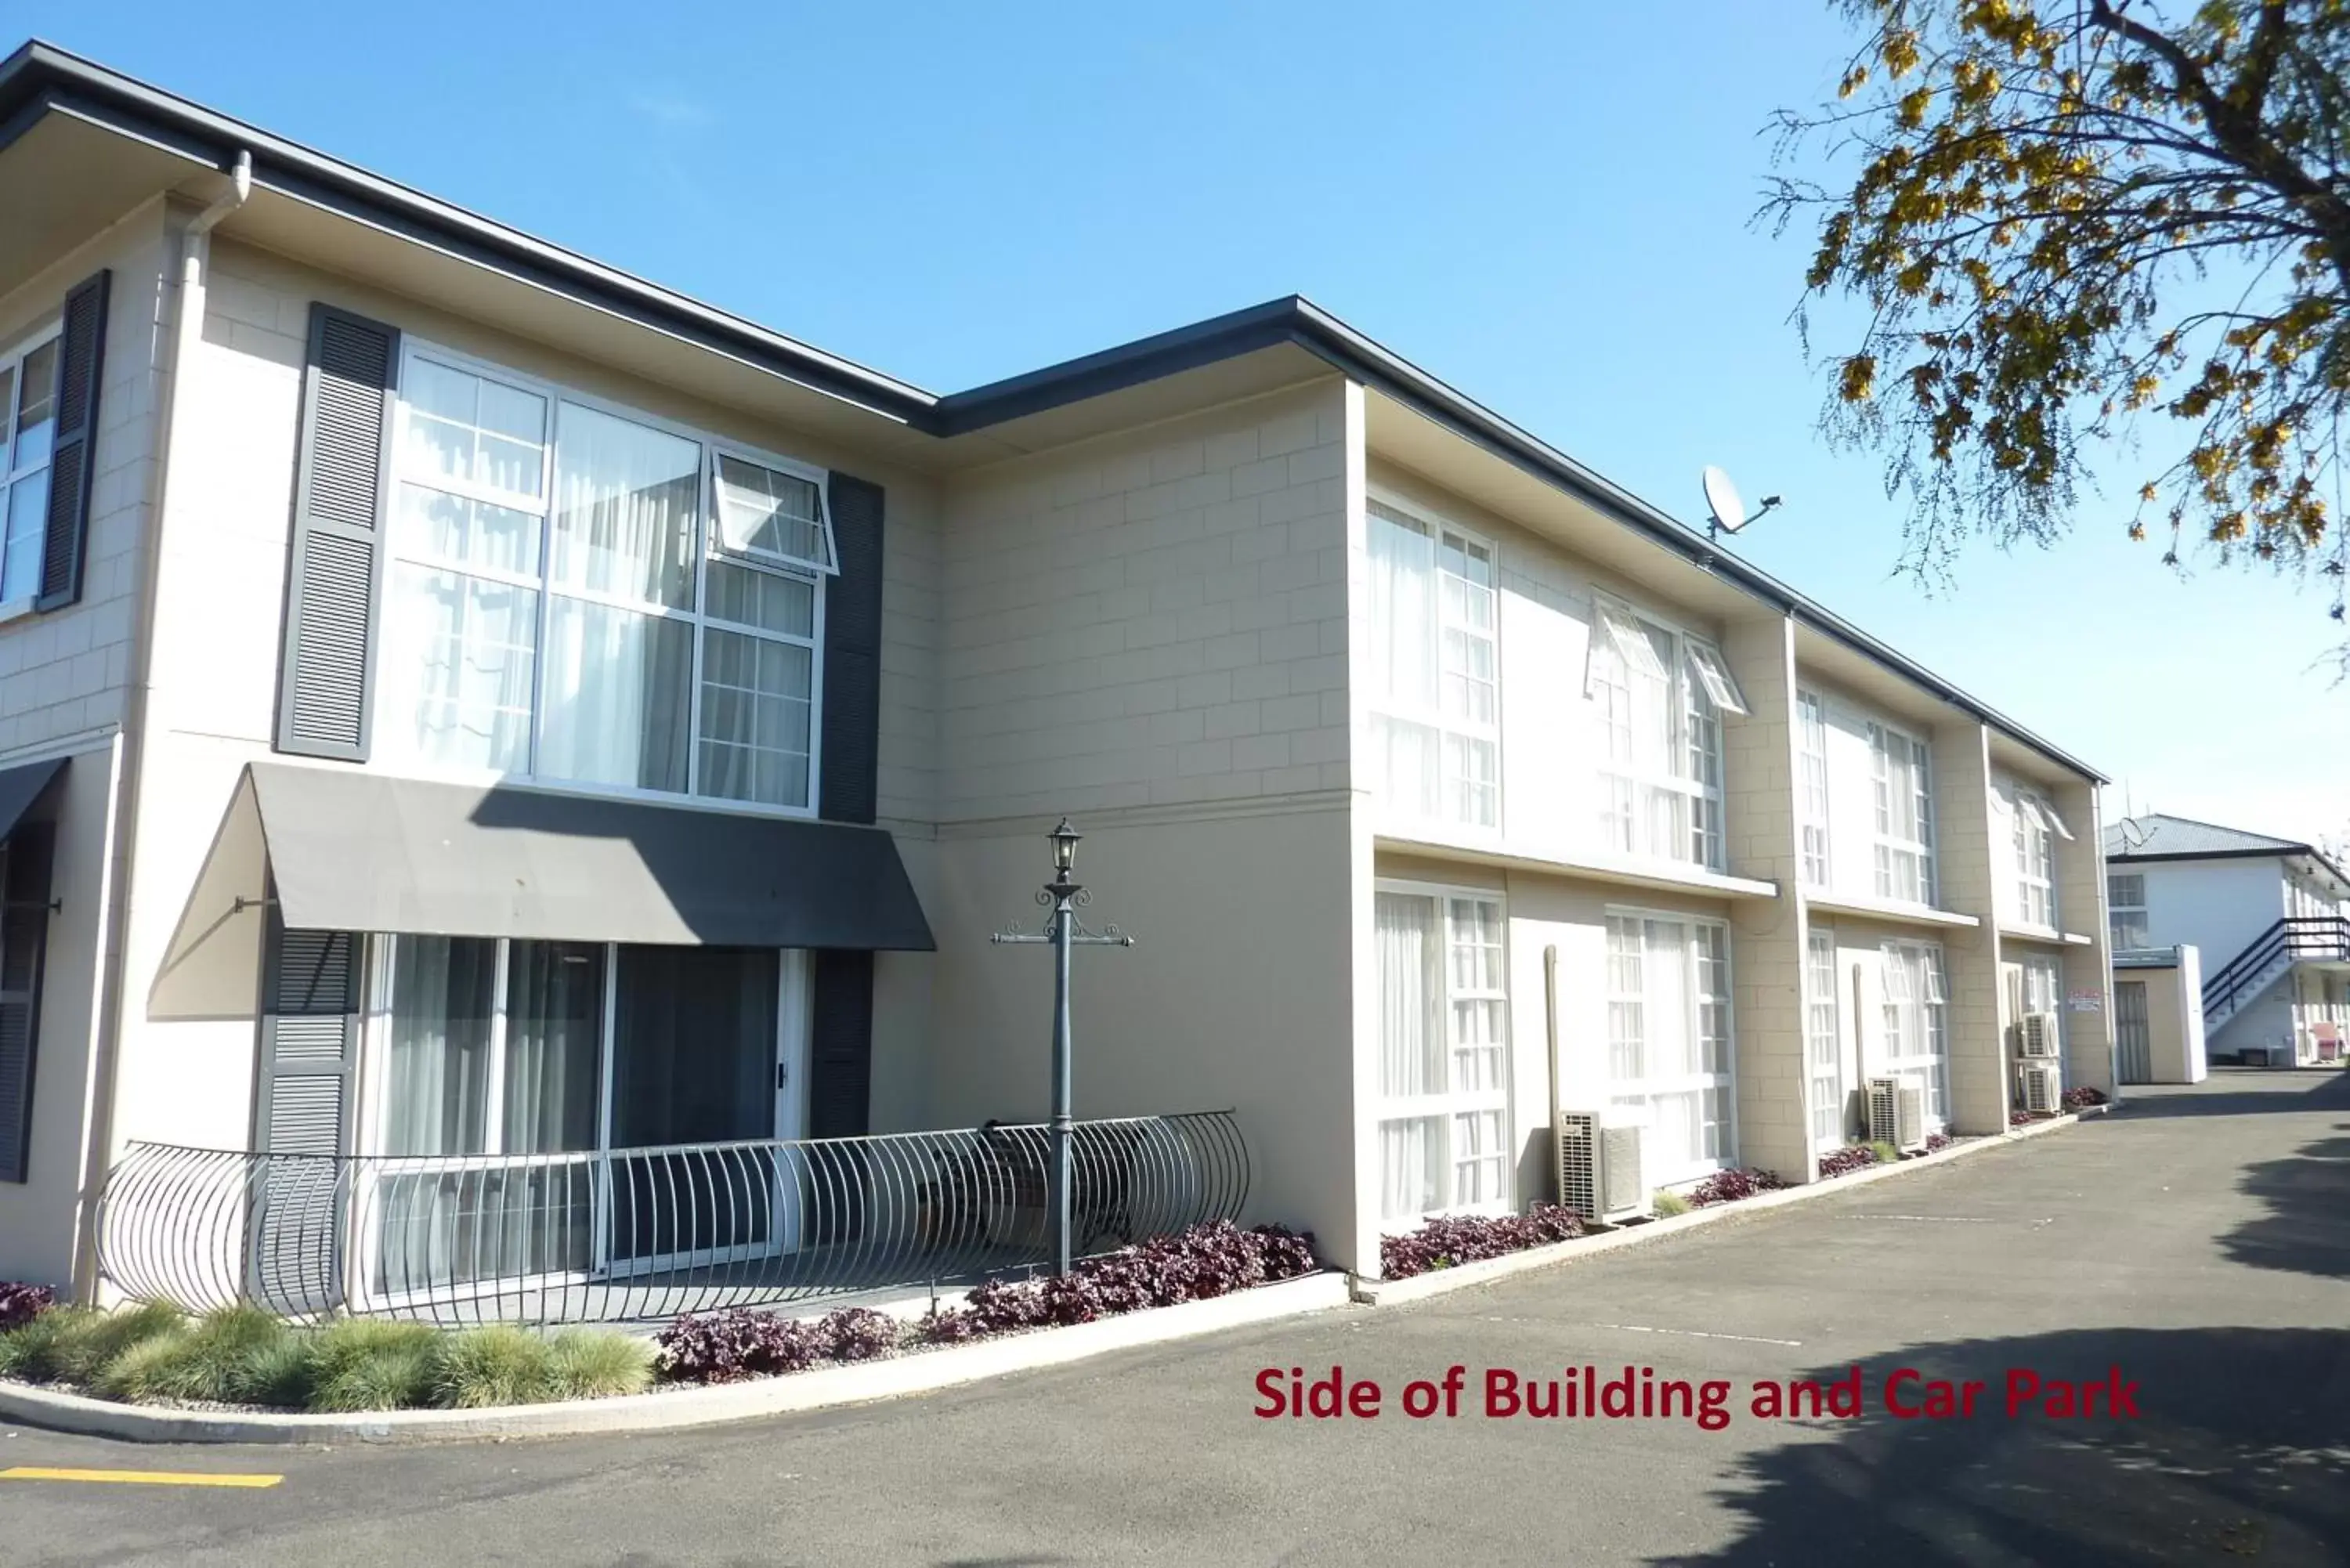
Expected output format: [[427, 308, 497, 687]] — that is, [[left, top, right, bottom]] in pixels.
[[1870, 1141, 1903, 1165], [5, 1302, 183, 1385], [305, 1318, 438, 1412], [545, 1330, 654, 1401], [1650, 1190, 1693, 1217], [235, 1335, 317, 1409], [430, 1326, 557, 1409], [94, 1305, 295, 1404]]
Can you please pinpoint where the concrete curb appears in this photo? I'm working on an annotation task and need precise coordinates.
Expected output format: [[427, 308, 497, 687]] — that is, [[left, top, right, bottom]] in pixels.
[[0, 1272, 1353, 1446], [1350, 1112, 2090, 1306]]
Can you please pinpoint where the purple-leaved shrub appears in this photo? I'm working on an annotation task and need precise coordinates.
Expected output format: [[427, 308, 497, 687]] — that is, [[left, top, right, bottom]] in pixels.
[[1376, 1203, 1586, 1281]]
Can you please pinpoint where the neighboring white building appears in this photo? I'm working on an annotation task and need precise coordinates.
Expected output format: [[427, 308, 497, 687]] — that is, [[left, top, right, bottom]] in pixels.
[[2104, 815, 2350, 1066], [0, 43, 2116, 1307]]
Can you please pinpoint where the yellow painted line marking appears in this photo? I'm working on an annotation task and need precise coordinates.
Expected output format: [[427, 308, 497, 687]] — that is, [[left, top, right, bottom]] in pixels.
[[0, 1466, 283, 1488]]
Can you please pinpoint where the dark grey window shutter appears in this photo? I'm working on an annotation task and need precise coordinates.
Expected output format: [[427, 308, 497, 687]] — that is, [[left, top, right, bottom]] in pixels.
[[808, 948, 873, 1141], [276, 304, 399, 761], [251, 915, 360, 1313], [819, 472, 884, 825], [35, 270, 110, 612], [0, 825, 56, 1184]]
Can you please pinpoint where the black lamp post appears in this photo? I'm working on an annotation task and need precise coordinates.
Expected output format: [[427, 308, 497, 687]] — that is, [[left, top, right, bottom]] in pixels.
[[992, 817, 1133, 1276]]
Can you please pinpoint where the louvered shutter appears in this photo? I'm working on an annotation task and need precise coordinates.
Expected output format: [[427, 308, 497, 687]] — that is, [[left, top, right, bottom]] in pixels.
[[276, 305, 399, 761], [35, 271, 110, 612], [251, 916, 360, 1313], [0, 825, 55, 1183], [808, 473, 885, 1176], [818, 472, 884, 825]]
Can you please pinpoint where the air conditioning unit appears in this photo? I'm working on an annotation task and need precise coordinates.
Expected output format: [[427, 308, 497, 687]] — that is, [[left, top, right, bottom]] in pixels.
[[1867, 1076, 1929, 1154], [2018, 1012, 2062, 1059], [2018, 1063, 2062, 1115], [1556, 1111, 1647, 1223]]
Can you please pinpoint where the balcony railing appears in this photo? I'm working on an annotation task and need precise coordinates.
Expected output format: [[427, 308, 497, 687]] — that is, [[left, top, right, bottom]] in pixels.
[[95, 1111, 1249, 1328], [2202, 916, 2350, 1026]]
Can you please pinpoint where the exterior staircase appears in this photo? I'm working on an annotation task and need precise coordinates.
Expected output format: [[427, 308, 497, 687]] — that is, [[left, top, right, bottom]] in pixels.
[[2201, 916, 2350, 1033]]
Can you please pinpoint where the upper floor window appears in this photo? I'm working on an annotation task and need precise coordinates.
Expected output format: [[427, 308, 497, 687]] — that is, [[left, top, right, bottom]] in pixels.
[[1797, 689, 1831, 887], [2108, 873, 2147, 949], [378, 345, 836, 814], [1868, 722, 1936, 904], [1366, 500, 1498, 830], [1588, 598, 1746, 870], [2008, 786, 2066, 927], [0, 325, 60, 609]]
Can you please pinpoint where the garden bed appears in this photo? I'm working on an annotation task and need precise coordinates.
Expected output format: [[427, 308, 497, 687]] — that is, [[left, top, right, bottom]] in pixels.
[[0, 1221, 1321, 1419]]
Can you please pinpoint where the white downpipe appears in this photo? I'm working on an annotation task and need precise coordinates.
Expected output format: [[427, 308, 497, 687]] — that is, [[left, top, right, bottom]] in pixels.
[[74, 151, 251, 1303]]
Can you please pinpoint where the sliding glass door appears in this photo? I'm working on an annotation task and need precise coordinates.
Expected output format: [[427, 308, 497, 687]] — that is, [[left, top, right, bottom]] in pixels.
[[358, 936, 808, 1299]]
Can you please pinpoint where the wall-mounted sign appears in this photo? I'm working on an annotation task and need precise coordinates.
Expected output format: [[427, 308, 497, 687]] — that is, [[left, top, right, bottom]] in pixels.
[[2066, 990, 2103, 1013]]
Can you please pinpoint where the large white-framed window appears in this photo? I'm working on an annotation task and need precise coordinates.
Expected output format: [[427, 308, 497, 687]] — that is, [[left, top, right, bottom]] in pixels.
[[1806, 925, 1844, 1148], [378, 341, 835, 815], [0, 320, 61, 611], [1605, 909, 1735, 1187], [1798, 688, 1831, 888], [1588, 598, 1745, 870], [2008, 786, 2062, 927], [1880, 940, 1950, 1125], [1365, 498, 1499, 832], [1374, 887, 1511, 1223], [2107, 873, 2148, 950], [1868, 721, 1936, 904]]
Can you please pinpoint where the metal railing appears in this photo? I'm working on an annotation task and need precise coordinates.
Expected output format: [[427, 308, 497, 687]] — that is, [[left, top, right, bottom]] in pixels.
[[2201, 916, 2350, 1024], [96, 1111, 1249, 1328]]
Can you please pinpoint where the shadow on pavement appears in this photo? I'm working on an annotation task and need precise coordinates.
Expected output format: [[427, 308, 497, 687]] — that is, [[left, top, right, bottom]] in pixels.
[[2110, 1071, 2350, 1120], [1660, 1328, 2350, 1567], [2222, 1122, 2350, 1282]]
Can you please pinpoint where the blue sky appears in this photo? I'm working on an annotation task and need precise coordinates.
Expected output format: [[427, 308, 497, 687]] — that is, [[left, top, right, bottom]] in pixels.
[[19, 1, 2347, 844]]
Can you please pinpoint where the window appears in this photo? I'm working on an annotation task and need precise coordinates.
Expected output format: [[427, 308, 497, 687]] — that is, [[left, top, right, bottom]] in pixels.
[[363, 935, 801, 1295], [1798, 690, 1831, 888], [1806, 926, 1843, 1147], [1880, 941, 1950, 1124], [2009, 787, 2059, 927], [2108, 873, 2148, 950], [1868, 722, 1936, 903], [1606, 912, 1735, 1187], [1589, 599, 1743, 869], [1366, 500, 1498, 830], [1375, 891, 1510, 1221], [378, 345, 832, 813], [0, 324, 60, 608]]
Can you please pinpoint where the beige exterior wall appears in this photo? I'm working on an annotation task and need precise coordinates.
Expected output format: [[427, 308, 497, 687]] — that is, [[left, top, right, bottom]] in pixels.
[[0, 203, 175, 1285], [935, 380, 1352, 822], [1933, 723, 2007, 1134], [1721, 617, 1809, 1180]]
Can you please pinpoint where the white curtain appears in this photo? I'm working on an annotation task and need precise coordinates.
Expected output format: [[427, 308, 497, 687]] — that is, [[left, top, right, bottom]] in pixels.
[[1367, 506, 1437, 712], [1380, 1118, 1439, 1222], [503, 941, 603, 1155], [551, 401, 700, 609], [1643, 919, 1694, 1077], [385, 564, 538, 772], [1376, 894, 1437, 1098], [539, 595, 692, 792], [385, 936, 495, 1158]]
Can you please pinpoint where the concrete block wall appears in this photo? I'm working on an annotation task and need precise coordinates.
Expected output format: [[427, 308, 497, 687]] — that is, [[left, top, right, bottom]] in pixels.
[[936, 380, 1353, 822], [1720, 616, 1810, 1181], [1932, 722, 2008, 1135], [2054, 777, 2117, 1094]]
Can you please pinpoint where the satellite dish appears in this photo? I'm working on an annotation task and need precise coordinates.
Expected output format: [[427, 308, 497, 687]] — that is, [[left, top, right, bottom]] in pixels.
[[2119, 817, 2149, 850], [1702, 466, 1748, 534]]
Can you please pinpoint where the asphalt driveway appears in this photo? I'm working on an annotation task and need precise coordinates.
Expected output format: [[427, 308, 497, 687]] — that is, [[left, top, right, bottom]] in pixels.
[[7, 1068, 2350, 1567]]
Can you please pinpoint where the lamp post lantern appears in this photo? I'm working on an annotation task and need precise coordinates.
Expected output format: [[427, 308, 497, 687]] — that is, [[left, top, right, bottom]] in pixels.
[[991, 817, 1133, 1277]]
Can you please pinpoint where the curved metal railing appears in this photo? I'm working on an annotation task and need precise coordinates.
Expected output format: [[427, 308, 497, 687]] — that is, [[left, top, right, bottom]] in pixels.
[[96, 1111, 1250, 1327]]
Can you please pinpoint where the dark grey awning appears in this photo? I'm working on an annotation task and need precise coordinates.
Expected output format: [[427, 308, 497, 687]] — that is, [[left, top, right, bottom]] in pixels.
[[244, 763, 934, 950], [0, 757, 65, 840]]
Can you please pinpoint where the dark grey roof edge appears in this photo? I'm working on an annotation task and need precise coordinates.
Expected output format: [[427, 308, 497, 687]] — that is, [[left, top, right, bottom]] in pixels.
[[0, 40, 942, 424], [2109, 843, 2350, 884], [2, 38, 2106, 784]]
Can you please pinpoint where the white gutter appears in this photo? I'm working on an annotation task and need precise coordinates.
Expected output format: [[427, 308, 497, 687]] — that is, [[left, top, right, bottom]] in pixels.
[[71, 151, 250, 1303]]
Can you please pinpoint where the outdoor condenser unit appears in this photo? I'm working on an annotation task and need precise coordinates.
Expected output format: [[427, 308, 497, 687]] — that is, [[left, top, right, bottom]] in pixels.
[[2019, 1062, 2063, 1115], [2018, 1012, 2062, 1059], [1867, 1076, 1929, 1154], [1556, 1111, 1647, 1223]]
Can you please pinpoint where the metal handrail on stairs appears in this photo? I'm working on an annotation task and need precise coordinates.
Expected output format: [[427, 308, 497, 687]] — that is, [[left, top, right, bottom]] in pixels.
[[2201, 916, 2350, 1024]]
